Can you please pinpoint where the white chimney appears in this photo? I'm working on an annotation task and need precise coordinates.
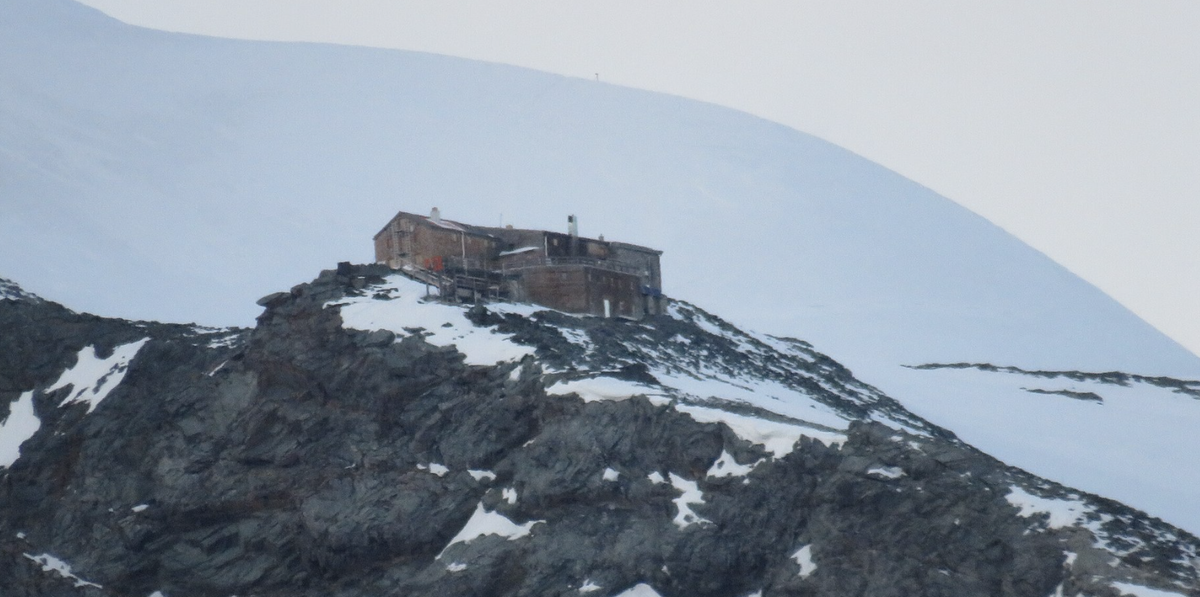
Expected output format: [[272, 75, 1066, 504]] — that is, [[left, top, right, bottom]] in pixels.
[[431, 207, 442, 224], [568, 214, 578, 238]]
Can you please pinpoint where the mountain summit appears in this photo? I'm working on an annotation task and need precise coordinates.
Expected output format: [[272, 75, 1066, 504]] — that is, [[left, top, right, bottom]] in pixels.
[[2, 268, 1199, 597]]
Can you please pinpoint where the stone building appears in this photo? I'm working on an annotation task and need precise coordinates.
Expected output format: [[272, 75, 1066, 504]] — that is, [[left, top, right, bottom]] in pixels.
[[374, 209, 663, 319]]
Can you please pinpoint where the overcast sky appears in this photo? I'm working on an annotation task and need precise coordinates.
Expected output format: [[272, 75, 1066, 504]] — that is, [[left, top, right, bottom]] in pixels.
[[76, 0, 1200, 357]]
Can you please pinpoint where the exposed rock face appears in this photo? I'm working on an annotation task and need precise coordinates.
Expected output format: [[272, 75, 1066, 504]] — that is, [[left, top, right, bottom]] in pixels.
[[1, 270, 1198, 597]]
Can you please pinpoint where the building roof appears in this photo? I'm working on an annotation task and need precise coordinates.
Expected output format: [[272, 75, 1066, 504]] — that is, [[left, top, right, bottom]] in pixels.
[[376, 210, 661, 255]]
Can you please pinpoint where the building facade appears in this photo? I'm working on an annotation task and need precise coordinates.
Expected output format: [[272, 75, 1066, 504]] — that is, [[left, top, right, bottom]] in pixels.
[[373, 208, 663, 319]]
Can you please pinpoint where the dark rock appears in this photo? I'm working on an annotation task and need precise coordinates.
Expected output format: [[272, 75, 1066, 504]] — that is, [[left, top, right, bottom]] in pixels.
[[1, 271, 1198, 597]]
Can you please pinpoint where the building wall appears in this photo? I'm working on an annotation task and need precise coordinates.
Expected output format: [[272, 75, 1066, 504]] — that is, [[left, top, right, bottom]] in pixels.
[[409, 225, 495, 270], [516, 265, 641, 319], [518, 266, 590, 314], [375, 213, 497, 270], [609, 243, 662, 290]]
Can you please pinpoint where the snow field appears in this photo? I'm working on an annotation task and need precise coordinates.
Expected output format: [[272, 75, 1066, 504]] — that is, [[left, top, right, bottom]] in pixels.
[[886, 364, 1200, 535]]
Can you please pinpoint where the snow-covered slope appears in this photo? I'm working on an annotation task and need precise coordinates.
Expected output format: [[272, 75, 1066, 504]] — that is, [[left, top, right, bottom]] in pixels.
[[5, 0, 1200, 538]]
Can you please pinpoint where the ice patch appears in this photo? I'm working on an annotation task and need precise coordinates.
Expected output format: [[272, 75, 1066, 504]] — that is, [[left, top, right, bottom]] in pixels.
[[0, 392, 41, 468], [446, 562, 467, 572], [546, 377, 669, 405], [131, 504, 149, 513], [613, 584, 663, 597], [669, 473, 711, 529], [49, 338, 149, 413], [867, 466, 905, 479], [792, 544, 817, 578], [332, 275, 534, 366], [707, 450, 761, 478], [1006, 486, 1090, 529], [1111, 581, 1189, 597], [442, 503, 543, 554], [603, 467, 620, 481], [23, 553, 102, 588], [675, 404, 844, 458]]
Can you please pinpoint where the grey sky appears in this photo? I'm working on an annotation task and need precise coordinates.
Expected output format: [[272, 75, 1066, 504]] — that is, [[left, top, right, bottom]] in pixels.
[[76, 0, 1200, 357]]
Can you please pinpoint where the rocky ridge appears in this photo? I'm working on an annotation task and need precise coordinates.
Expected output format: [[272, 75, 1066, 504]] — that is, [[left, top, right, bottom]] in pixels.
[[1, 268, 1199, 597]]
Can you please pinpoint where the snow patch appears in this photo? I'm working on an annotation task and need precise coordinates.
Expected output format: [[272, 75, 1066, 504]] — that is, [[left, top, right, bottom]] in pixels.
[[653, 369, 848, 431], [1006, 486, 1090, 529], [446, 562, 467, 573], [792, 544, 817, 578], [1111, 581, 1189, 597], [579, 579, 602, 593], [502, 487, 518, 504], [0, 392, 41, 468], [669, 473, 711, 529], [647, 471, 666, 484], [613, 584, 663, 597], [546, 377, 668, 405], [707, 450, 761, 478], [131, 504, 149, 513], [49, 338, 149, 413], [867, 466, 905, 479], [675, 404, 844, 458], [417, 463, 449, 477], [603, 467, 620, 481], [442, 503, 543, 554], [332, 275, 534, 366], [468, 469, 496, 482], [23, 553, 102, 588]]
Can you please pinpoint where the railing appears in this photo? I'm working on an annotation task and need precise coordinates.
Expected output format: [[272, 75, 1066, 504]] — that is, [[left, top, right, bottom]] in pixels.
[[501, 256, 646, 277]]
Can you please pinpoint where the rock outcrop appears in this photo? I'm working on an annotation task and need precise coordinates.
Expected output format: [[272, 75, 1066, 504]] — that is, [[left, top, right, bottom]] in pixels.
[[1, 269, 1198, 597]]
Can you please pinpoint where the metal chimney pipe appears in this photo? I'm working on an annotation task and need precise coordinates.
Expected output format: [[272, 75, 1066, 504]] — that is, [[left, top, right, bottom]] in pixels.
[[568, 214, 578, 238]]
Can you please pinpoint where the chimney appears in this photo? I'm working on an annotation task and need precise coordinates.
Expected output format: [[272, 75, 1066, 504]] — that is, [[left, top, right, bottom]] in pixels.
[[568, 214, 578, 238], [431, 207, 442, 224]]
